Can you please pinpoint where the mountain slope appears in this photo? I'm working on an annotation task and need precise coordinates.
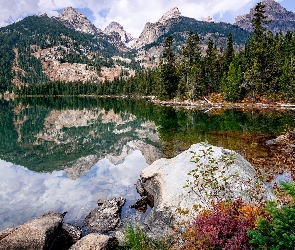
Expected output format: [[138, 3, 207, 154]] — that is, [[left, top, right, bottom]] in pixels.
[[234, 0, 295, 33], [0, 14, 131, 91]]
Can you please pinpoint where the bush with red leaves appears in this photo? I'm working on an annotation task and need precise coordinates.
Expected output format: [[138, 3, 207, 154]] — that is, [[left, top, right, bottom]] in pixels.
[[180, 199, 260, 250]]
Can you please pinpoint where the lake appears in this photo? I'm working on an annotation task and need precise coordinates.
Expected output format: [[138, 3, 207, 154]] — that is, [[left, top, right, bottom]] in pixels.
[[0, 97, 294, 231]]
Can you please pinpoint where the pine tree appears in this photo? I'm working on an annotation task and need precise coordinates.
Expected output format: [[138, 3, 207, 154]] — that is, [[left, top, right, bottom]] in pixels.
[[178, 31, 202, 99], [279, 56, 295, 101], [158, 36, 180, 99], [204, 38, 220, 94], [221, 56, 243, 102], [252, 2, 268, 41], [223, 32, 235, 74]]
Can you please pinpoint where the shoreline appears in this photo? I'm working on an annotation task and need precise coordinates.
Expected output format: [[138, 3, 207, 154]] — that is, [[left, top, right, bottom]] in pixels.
[[3, 93, 295, 110], [149, 98, 295, 111]]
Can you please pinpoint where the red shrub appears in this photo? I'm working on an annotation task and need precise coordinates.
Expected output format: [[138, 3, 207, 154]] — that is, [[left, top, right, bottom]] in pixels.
[[180, 199, 260, 250]]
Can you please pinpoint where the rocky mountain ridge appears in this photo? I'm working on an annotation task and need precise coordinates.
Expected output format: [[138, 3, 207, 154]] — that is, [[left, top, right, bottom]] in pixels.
[[132, 7, 182, 49], [234, 0, 295, 33], [57, 7, 134, 50], [57, 7, 101, 35]]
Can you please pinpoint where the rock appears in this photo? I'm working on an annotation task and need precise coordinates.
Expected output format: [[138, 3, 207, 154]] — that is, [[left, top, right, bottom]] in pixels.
[[139, 143, 274, 236], [83, 197, 126, 234], [265, 131, 295, 157], [69, 233, 118, 250], [158, 7, 181, 25], [53, 223, 82, 249], [130, 196, 148, 212], [136, 179, 146, 196], [234, 0, 295, 34], [266, 134, 289, 146], [0, 211, 64, 250]]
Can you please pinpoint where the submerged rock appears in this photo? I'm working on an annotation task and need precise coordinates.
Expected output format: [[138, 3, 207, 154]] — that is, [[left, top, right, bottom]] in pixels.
[[83, 197, 126, 234], [139, 143, 274, 236], [0, 211, 64, 250]]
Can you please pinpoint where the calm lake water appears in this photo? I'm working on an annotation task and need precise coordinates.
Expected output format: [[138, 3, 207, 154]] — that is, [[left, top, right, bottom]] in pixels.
[[0, 97, 294, 231]]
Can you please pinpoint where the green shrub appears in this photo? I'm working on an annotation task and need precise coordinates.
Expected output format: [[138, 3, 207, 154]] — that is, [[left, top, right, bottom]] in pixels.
[[119, 223, 169, 250], [248, 182, 295, 250]]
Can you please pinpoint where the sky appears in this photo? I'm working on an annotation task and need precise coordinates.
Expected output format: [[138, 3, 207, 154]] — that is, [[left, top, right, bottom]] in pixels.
[[0, 0, 294, 37]]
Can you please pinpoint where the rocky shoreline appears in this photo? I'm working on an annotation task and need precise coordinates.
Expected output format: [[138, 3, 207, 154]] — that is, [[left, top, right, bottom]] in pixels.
[[0, 142, 284, 249], [4, 93, 295, 111], [0, 198, 126, 250], [149, 98, 295, 111]]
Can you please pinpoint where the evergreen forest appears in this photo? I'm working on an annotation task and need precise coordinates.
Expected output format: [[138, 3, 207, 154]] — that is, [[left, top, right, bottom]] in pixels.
[[11, 3, 295, 103], [93, 3, 295, 102]]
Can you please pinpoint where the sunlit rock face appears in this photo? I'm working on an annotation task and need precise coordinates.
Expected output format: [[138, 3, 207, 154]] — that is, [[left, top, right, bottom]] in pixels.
[[0, 211, 64, 249], [132, 7, 181, 49], [104, 22, 135, 45], [57, 7, 101, 35], [234, 0, 295, 33], [0, 150, 148, 231]]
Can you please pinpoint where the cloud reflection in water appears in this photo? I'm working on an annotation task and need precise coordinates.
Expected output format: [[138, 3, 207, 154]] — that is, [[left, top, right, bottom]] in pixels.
[[0, 150, 148, 231]]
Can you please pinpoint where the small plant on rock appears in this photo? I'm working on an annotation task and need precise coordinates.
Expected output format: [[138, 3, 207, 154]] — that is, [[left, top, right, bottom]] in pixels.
[[184, 144, 236, 208], [184, 143, 267, 212]]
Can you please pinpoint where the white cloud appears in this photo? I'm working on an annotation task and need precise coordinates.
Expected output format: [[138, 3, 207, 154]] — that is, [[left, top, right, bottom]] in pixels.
[[0, 0, 291, 37]]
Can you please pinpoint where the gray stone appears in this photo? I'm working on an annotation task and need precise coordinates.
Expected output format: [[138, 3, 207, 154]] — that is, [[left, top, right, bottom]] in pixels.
[[139, 143, 274, 236], [69, 233, 118, 250], [53, 223, 82, 249], [0, 211, 64, 250], [130, 196, 148, 212], [136, 179, 146, 196], [83, 197, 126, 234]]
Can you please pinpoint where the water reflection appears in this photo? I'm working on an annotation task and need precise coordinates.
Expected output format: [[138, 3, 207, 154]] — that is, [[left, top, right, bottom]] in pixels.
[[1, 97, 295, 231], [0, 98, 159, 172], [0, 150, 148, 231]]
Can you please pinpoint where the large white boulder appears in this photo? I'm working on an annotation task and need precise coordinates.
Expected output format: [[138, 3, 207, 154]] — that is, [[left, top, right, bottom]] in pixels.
[[140, 143, 274, 236]]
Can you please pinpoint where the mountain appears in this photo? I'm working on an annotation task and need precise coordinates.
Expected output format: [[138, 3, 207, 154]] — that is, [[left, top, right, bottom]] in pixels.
[[104, 22, 135, 47], [56, 7, 131, 51], [56, 7, 101, 35], [234, 0, 295, 33], [0, 13, 141, 92], [133, 7, 249, 52], [1, 3, 295, 93], [133, 7, 181, 48]]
